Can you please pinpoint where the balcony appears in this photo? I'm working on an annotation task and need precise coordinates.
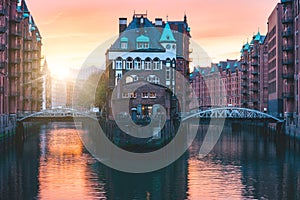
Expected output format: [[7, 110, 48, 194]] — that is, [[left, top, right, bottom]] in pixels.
[[9, 92, 20, 97], [251, 62, 259, 67], [241, 83, 248, 87], [283, 30, 293, 37], [241, 61, 247, 65], [10, 16, 22, 23], [32, 56, 40, 61], [250, 88, 259, 92], [242, 90, 248, 95], [282, 73, 294, 79], [10, 30, 22, 37], [282, 45, 293, 51], [251, 71, 259, 75], [241, 100, 248, 104], [24, 58, 32, 63], [24, 36, 33, 41], [24, 47, 33, 52], [282, 16, 293, 24], [282, 0, 292, 4], [0, 26, 6, 33], [0, 8, 6, 15], [24, 96, 32, 101], [283, 58, 293, 65], [10, 44, 21, 50], [241, 75, 247, 79], [251, 54, 258, 59], [0, 44, 5, 51], [251, 78, 259, 83], [32, 46, 39, 51], [23, 70, 31, 74], [240, 68, 247, 73], [24, 82, 31, 87], [282, 92, 294, 98], [10, 58, 21, 64], [9, 72, 20, 78], [0, 62, 6, 69]]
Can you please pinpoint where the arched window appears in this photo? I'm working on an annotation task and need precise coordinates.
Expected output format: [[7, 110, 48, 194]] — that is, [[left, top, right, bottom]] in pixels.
[[166, 58, 171, 67], [172, 59, 176, 68], [126, 57, 133, 70], [145, 57, 152, 70], [125, 75, 138, 83], [115, 57, 123, 69], [134, 57, 141, 70], [125, 76, 133, 83], [136, 35, 150, 49], [153, 57, 161, 70]]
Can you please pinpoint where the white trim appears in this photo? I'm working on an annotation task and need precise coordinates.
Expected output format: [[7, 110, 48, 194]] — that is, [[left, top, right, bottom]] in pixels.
[[108, 51, 176, 60]]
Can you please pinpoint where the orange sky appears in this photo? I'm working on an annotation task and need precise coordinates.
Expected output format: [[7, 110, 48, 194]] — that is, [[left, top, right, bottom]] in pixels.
[[25, 0, 279, 73]]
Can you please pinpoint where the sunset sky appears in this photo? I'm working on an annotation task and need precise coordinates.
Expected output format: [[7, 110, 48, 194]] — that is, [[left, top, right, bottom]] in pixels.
[[25, 0, 279, 73]]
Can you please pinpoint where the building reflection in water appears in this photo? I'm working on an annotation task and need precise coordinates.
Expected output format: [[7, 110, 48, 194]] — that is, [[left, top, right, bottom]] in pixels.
[[0, 124, 40, 199], [187, 124, 300, 200], [0, 123, 300, 199]]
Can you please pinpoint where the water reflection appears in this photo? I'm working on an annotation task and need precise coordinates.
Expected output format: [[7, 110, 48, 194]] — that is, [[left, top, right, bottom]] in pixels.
[[37, 123, 106, 200], [0, 123, 300, 199]]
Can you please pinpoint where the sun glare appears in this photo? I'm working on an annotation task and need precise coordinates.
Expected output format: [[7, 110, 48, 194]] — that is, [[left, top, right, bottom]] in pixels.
[[50, 66, 70, 80]]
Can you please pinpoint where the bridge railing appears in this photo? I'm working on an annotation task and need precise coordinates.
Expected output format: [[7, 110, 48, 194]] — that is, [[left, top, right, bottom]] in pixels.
[[17, 109, 99, 122], [181, 107, 284, 123]]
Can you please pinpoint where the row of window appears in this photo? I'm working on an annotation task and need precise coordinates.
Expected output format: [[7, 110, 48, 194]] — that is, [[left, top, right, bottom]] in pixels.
[[115, 59, 162, 70], [121, 42, 150, 50], [122, 92, 156, 99], [125, 75, 160, 84], [114, 57, 175, 70]]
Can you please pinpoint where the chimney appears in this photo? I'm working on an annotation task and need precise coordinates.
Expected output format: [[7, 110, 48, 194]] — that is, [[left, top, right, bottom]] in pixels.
[[155, 18, 163, 27], [119, 18, 127, 33]]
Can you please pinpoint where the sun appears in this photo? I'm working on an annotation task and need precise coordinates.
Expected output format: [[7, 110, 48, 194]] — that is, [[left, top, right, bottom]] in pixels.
[[50, 66, 70, 80]]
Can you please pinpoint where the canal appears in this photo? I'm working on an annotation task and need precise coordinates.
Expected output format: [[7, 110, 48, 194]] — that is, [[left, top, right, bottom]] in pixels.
[[0, 122, 300, 199]]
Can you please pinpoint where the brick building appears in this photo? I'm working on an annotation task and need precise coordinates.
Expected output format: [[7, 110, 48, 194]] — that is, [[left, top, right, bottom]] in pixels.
[[280, 0, 300, 137], [0, 0, 44, 136], [240, 32, 268, 112], [105, 13, 191, 121], [190, 60, 241, 109]]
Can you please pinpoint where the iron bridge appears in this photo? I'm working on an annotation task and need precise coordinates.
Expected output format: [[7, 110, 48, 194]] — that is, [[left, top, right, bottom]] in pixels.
[[17, 109, 98, 122], [181, 107, 284, 123]]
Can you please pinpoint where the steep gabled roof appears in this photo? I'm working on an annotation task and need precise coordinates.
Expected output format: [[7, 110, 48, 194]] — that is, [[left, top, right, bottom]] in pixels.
[[159, 22, 176, 43], [109, 17, 165, 52]]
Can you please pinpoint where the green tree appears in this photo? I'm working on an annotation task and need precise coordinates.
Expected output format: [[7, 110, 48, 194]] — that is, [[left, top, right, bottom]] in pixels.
[[77, 71, 106, 111]]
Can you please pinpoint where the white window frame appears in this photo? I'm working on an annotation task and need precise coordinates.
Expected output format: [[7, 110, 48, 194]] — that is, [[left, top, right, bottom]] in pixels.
[[145, 60, 152, 70], [121, 42, 127, 49], [149, 92, 156, 98], [130, 92, 137, 98], [166, 67, 170, 80], [137, 42, 149, 49], [142, 92, 149, 98], [126, 60, 133, 70], [134, 59, 141, 70], [153, 60, 160, 70], [153, 76, 160, 84], [116, 60, 122, 69]]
